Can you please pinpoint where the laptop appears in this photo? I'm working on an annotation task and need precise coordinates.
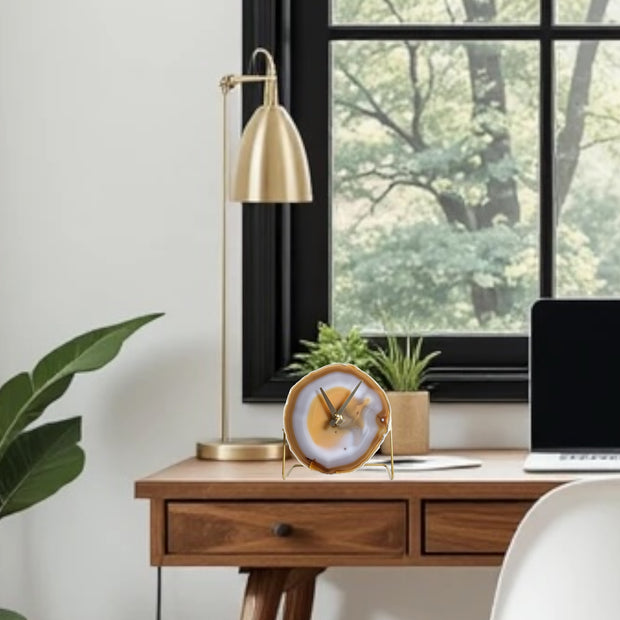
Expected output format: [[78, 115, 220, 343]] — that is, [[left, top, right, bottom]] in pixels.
[[524, 298, 620, 472]]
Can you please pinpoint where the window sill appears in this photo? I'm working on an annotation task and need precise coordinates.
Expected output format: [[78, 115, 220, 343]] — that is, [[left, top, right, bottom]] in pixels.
[[243, 368, 528, 404]]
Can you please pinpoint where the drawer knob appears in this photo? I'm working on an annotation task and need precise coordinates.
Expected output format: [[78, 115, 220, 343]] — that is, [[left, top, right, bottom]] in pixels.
[[271, 522, 293, 537]]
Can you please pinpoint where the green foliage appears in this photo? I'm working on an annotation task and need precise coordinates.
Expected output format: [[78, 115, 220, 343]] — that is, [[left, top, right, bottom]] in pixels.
[[333, 0, 539, 27], [559, 176, 620, 297], [333, 220, 537, 333], [287, 321, 441, 393], [0, 417, 84, 519], [287, 322, 376, 375], [0, 314, 162, 463], [331, 0, 619, 335], [331, 33, 540, 332], [0, 313, 163, 619], [0, 610, 26, 620], [371, 335, 440, 392]]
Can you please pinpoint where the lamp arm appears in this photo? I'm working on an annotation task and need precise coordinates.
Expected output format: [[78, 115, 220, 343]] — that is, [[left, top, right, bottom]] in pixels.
[[220, 74, 275, 92], [219, 47, 279, 105]]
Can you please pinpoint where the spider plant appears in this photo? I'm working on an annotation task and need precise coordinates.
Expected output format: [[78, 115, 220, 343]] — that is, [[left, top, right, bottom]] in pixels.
[[372, 335, 440, 392]]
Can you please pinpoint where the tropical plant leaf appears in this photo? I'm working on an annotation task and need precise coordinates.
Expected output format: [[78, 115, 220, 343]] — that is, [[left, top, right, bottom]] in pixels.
[[32, 313, 163, 388], [0, 609, 27, 620], [0, 313, 162, 459], [0, 417, 84, 519]]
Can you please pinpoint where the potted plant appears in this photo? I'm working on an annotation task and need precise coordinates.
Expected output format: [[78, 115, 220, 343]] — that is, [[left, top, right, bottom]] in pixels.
[[287, 323, 440, 456], [371, 335, 440, 456], [286, 322, 376, 376], [0, 313, 162, 620]]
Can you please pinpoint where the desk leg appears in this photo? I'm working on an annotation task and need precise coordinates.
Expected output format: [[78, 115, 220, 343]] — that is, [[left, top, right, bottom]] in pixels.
[[282, 568, 325, 620], [239, 569, 288, 620], [239, 568, 325, 620]]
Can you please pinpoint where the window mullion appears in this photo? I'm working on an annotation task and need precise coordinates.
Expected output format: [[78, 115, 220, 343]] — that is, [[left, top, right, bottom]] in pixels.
[[540, 1, 554, 297], [541, 0, 552, 27]]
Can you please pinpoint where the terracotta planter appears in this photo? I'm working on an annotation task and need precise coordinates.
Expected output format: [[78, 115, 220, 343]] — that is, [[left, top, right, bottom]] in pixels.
[[380, 391, 429, 456]]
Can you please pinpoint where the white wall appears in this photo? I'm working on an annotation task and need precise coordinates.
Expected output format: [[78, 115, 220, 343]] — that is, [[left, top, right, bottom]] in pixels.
[[0, 1, 528, 618]]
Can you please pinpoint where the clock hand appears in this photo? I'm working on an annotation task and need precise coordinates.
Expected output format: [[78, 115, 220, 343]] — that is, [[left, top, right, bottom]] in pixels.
[[334, 380, 363, 423], [320, 387, 345, 427], [319, 387, 337, 416]]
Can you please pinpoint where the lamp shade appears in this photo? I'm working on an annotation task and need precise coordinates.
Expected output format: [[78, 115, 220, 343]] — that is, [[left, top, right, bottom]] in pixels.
[[231, 104, 312, 203]]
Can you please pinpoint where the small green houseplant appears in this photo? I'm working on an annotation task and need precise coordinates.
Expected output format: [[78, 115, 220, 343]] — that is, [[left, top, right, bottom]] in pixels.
[[287, 322, 376, 376], [372, 335, 440, 456], [372, 335, 440, 392], [0, 313, 162, 620], [288, 324, 441, 456]]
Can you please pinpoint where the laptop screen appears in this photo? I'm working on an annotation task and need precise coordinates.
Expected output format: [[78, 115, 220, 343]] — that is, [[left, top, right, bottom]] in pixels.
[[531, 299, 620, 451]]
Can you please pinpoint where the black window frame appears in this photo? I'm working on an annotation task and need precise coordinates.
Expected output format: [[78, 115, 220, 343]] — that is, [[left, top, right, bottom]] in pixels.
[[242, 0, 620, 404]]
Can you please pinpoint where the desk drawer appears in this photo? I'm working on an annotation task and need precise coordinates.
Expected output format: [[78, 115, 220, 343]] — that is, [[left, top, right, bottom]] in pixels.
[[167, 501, 406, 556], [423, 500, 533, 554]]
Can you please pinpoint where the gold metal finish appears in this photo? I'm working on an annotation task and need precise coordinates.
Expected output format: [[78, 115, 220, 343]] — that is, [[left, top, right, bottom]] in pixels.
[[197, 438, 285, 461], [328, 379, 362, 427], [231, 105, 312, 202], [230, 49, 312, 203], [196, 47, 312, 461], [281, 431, 394, 480], [218, 48, 311, 204]]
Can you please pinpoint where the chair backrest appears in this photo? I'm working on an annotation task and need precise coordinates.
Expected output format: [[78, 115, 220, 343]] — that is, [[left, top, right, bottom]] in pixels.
[[489, 476, 620, 620]]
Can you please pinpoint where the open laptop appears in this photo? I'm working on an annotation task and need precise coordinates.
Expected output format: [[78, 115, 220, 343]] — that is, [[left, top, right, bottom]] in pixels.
[[524, 298, 620, 472]]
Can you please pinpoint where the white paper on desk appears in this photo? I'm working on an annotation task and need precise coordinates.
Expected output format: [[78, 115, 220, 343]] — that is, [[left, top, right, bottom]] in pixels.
[[367, 454, 482, 471]]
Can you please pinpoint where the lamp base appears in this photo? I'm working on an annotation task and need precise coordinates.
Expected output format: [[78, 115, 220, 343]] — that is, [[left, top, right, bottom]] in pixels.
[[196, 437, 285, 461]]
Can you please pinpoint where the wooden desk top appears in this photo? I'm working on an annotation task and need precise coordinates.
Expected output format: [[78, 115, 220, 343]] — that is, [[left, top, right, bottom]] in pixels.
[[136, 450, 576, 493]]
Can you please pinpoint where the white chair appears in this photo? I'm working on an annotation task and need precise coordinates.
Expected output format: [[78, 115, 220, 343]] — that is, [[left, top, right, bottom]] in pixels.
[[489, 476, 620, 620]]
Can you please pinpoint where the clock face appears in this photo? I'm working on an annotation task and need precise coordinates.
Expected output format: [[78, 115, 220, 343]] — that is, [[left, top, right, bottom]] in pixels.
[[283, 363, 391, 474]]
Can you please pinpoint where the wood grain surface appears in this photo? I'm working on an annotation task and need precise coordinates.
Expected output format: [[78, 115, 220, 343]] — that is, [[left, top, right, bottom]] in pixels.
[[423, 500, 534, 554], [136, 451, 587, 620], [135, 451, 580, 567], [167, 501, 406, 556]]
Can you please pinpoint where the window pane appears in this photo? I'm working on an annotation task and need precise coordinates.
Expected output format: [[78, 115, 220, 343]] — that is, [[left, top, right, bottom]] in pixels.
[[331, 0, 539, 25], [556, 1, 620, 23], [331, 40, 539, 334], [555, 41, 620, 297]]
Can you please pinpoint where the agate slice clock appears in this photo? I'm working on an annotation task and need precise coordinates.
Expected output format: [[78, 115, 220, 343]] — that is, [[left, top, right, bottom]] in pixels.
[[283, 363, 391, 474]]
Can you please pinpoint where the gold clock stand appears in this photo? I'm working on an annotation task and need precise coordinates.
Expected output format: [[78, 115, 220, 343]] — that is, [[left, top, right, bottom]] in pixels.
[[281, 431, 395, 480]]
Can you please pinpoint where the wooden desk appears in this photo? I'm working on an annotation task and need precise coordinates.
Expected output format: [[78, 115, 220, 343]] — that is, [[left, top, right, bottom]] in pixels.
[[135, 450, 577, 620]]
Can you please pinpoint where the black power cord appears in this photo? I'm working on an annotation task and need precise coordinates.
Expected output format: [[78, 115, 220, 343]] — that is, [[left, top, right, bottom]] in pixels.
[[156, 566, 162, 620]]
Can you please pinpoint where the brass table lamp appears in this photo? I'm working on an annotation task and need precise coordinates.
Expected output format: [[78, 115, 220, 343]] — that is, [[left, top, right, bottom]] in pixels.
[[196, 48, 312, 461]]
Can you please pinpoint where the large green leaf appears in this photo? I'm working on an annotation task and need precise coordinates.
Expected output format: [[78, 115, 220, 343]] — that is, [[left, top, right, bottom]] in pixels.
[[0, 417, 84, 519], [0, 313, 162, 458], [0, 609, 27, 620]]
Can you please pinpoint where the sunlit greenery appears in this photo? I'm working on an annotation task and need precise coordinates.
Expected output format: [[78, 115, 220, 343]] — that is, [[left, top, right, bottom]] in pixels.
[[332, 0, 540, 24], [557, 0, 620, 22], [331, 0, 619, 335]]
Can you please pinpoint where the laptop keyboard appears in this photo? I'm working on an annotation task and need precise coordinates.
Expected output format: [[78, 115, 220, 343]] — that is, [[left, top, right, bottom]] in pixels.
[[559, 453, 620, 461], [524, 452, 620, 472]]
